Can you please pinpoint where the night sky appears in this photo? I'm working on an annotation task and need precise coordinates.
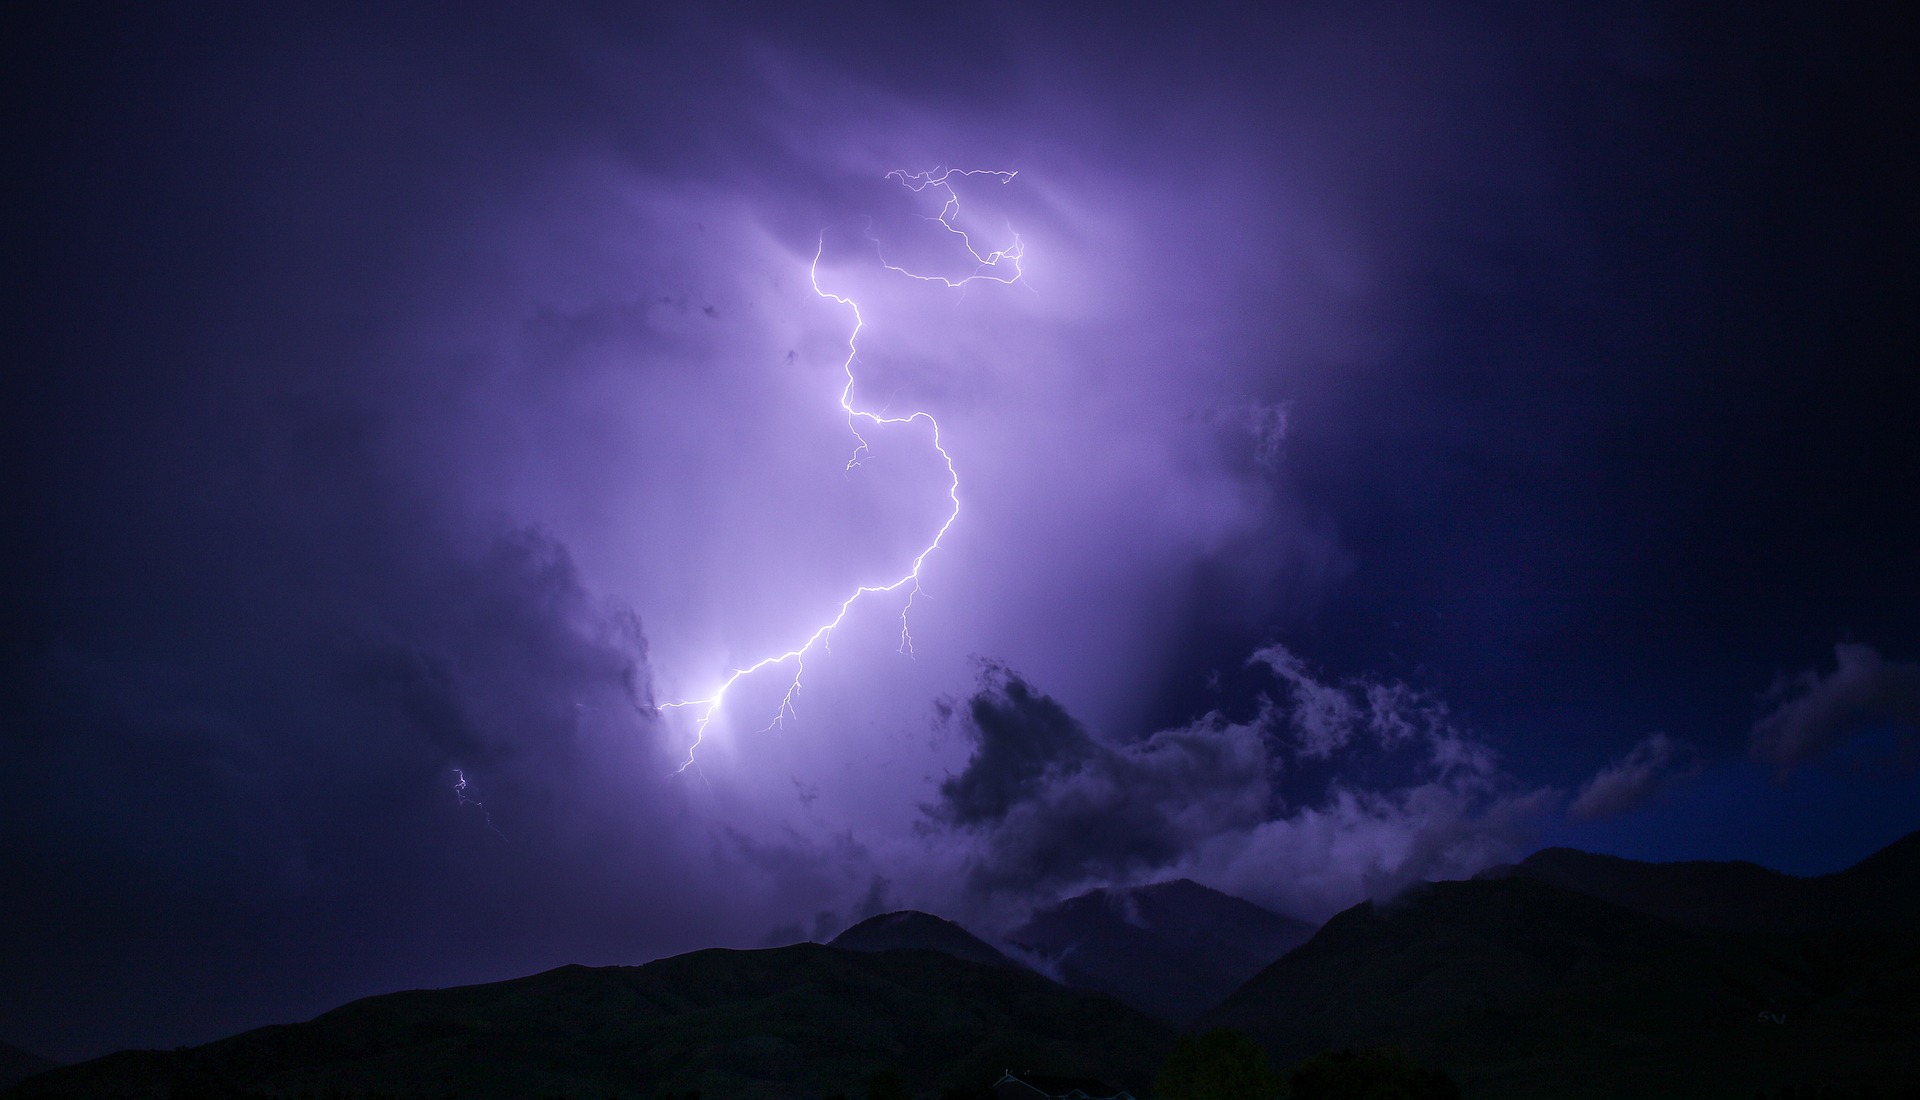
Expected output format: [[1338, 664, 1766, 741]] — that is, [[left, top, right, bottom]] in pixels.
[[6, 0, 1918, 1066]]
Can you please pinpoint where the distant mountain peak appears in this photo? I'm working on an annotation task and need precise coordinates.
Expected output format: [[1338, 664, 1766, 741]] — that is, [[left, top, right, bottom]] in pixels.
[[1520, 846, 1783, 876], [827, 910, 1018, 969], [1012, 880, 1316, 1024], [1053, 878, 1289, 924], [0, 1039, 58, 1090], [1205, 851, 1920, 1096], [1836, 827, 1920, 879], [1497, 830, 1920, 934], [1138, 876, 1231, 894]]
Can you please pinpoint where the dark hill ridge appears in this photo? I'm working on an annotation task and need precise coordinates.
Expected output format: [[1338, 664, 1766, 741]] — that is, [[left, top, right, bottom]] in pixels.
[[1012, 878, 1315, 1024], [13, 837, 1914, 1098], [1208, 872, 1920, 1098], [0, 1045, 54, 1092], [828, 909, 1018, 968], [6, 944, 1170, 1100], [1484, 829, 1920, 934]]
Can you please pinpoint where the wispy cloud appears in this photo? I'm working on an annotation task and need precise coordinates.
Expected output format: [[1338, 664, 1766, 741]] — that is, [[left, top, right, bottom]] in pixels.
[[1568, 733, 1700, 821], [1751, 643, 1920, 775]]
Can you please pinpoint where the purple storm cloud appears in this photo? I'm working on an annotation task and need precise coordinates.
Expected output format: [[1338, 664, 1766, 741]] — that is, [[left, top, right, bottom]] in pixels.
[[657, 167, 1024, 770], [920, 648, 1555, 924], [8, 1, 1919, 1064]]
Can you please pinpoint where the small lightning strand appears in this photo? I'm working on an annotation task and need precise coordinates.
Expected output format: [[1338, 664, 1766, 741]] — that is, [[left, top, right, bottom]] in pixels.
[[879, 169, 1024, 288], [659, 168, 1023, 773], [452, 767, 508, 841]]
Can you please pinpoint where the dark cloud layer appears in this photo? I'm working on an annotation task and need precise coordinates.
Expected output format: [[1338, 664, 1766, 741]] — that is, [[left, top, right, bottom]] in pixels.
[[0, 512, 696, 1059], [927, 663, 1270, 896], [933, 666, 1102, 829]]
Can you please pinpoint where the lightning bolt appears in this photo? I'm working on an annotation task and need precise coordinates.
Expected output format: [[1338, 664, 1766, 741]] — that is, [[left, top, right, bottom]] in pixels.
[[452, 767, 507, 841], [660, 168, 1024, 772]]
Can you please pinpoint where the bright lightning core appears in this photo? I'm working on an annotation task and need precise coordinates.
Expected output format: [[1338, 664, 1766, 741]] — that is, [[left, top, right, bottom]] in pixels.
[[659, 168, 1024, 772]]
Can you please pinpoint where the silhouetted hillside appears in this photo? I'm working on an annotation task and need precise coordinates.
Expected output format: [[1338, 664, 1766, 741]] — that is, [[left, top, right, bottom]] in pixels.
[[6, 945, 1170, 1100], [1833, 829, 1920, 922], [829, 910, 1018, 968], [0, 1044, 54, 1092], [1013, 879, 1315, 1023], [1207, 875, 1920, 1099], [16, 838, 1914, 1098], [1485, 829, 1920, 934]]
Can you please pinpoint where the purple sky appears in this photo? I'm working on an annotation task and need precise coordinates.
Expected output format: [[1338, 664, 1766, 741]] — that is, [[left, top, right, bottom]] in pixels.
[[6, 0, 1918, 1063]]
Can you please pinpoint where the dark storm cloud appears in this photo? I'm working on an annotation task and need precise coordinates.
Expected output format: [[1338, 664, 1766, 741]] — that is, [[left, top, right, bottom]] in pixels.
[[0, 504, 696, 1059], [931, 663, 1100, 827], [926, 650, 1553, 918], [926, 663, 1271, 896], [1751, 643, 1920, 774], [1567, 733, 1701, 821]]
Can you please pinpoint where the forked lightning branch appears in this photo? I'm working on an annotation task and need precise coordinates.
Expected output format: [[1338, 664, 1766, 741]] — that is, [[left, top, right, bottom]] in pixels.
[[659, 169, 1024, 771]]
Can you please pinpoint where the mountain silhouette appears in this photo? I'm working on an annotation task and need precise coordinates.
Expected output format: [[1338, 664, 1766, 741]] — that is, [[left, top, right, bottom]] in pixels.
[[6, 945, 1169, 1099], [0, 1045, 54, 1092], [11, 836, 1915, 1099], [1210, 831, 1920, 1099], [828, 909, 1019, 968], [1012, 878, 1315, 1023], [1484, 828, 1920, 934]]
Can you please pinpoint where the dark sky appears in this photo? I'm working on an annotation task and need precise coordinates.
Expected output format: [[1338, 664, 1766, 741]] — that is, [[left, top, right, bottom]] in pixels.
[[6, 0, 1918, 1064]]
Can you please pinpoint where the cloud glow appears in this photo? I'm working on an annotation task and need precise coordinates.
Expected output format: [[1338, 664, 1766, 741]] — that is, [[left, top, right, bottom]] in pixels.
[[659, 169, 1025, 771]]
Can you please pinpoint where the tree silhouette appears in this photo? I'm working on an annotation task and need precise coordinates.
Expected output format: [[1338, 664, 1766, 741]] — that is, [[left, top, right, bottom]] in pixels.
[[866, 1067, 910, 1100], [1155, 1028, 1284, 1100], [1287, 1048, 1459, 1100]]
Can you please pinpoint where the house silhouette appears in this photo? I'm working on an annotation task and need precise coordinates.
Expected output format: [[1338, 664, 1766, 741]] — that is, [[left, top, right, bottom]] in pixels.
[[991, 1070, 1136, 1100]]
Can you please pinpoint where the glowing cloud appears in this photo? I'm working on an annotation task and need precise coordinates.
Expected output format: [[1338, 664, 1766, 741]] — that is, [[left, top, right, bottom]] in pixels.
[[659, 169, 1024, 771]]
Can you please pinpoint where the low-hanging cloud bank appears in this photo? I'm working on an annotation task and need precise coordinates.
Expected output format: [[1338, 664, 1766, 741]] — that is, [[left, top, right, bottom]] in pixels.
[[924, 646, 1557, 922]]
